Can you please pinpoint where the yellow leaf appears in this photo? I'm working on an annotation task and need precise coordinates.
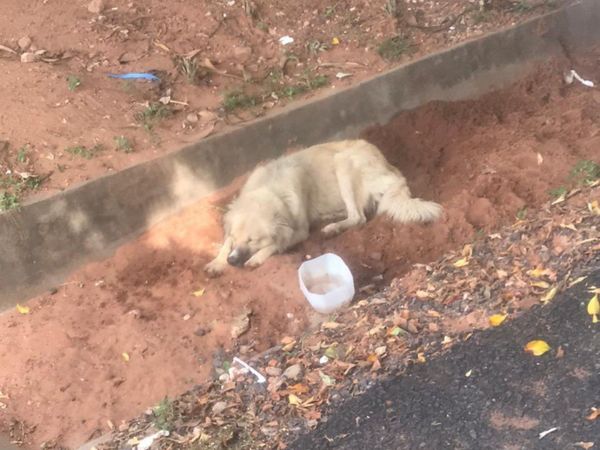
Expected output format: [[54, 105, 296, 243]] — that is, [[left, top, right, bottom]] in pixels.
[[288, 394, 301, 406], [588, 200, 600, 215], [417, 352, 426, 363], [453, 258, 469, 268], [524, 340, 551, 356], [16, 304, 30, 315], [540, 287, 557, 304], [527, 267, 551, 278], [321, 321, 341, 330], [530, 281, 550, 289], [488, 314, 507, 327], [193, 288, 205, 297], [559, 223, 577, 231], [331, 37, 340, 45], [587, 294, 599, 323], [122, 352, 130, 362], [568, 276, 587, 288]]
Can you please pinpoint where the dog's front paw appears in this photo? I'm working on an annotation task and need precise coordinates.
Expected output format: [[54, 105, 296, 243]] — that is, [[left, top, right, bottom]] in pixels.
[[244, 255, 264, 269], [321, 223, 341, 237], [204, 260, 225, 277]]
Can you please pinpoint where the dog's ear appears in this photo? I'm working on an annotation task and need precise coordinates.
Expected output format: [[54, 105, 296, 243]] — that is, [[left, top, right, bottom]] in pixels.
[[273, 214, 295, 246]]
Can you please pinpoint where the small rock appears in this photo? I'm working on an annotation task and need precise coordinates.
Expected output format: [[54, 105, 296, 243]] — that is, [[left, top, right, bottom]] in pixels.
[[239, 345, 251, 354], [211, 401, 227, 415], [230, 308, 252, 339], [18, 36, 32, 51], [370, 252, 382, 261], [232, 46, 252, 61], [194, 326, 210, 337], [283, 364, 303, 381], [265, 367, 282, 377], [20, 52, 36, 63], [186, 113, 199, 124], [87, 0, 106, 14], [183, 314, 191, 321], [127, 309, 141, 319]]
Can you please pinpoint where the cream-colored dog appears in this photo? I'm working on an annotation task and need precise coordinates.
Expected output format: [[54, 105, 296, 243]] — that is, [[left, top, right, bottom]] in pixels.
[[205, 139, 442, 275]]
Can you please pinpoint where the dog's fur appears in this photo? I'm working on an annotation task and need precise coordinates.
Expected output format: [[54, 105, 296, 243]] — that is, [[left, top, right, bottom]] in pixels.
[[205, 139, 442, 275]]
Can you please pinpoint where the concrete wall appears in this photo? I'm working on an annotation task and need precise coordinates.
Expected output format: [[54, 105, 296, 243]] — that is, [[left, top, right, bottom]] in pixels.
[[2, 1, 600, 309]]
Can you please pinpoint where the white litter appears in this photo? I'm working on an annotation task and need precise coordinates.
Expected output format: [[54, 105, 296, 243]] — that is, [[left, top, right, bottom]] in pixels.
[[278, 35, 294, 46], [564, 70, 594, 88], [137, 430, 169, 450], [538, 427, 558, 440], [319, 355, 329, 365], [336, 72, 352, 79], [232, 357, 266, 383], [298, 253, 355, 314]]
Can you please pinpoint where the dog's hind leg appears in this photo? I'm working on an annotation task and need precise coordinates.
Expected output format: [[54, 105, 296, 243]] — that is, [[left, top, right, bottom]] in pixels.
[[204, 236, 233, 276], [322, 160, 366, 236]]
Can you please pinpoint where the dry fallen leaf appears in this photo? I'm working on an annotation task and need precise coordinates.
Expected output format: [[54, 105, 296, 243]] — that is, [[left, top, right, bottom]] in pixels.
[[555, 346, 565, 359], [288, 394, 301, 406], [568, 276, 587, 288], [417, 352, 426, 363], [527, 267, 552, 278], [122, 352, 130, 362], [559, 222, 577, 232], [16, 304, 30, 315], [489, 314, 507, 327], [536, 152, 543, 165], [321, 322, 341, 330], [331, 37, 340, 45], [587, 294, 599, 323], [453, 257, 469, 268], [193, 288, 205, 297], [588, 200, 600, 216], [531, 281, 550, 289], [540, 287, 558, 304], [586, 407, 600, 421], [574, 442, 594, 449], [524, 340, 551, 356], [289, 383, 309, 395]]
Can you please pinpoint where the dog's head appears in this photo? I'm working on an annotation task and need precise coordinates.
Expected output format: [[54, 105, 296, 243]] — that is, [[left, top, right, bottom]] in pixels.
[[222, 193, 293, 267]]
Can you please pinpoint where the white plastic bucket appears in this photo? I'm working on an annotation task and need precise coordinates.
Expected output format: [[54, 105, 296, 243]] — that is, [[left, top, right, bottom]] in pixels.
[[298, 253, 355, 314]]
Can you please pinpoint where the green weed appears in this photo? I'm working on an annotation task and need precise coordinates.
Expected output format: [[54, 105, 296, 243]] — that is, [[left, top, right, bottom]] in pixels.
[[377, 36, 412, 61]]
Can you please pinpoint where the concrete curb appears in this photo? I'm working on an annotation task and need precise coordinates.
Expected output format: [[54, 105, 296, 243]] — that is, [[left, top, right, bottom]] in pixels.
[[1, 1, 599, 310]]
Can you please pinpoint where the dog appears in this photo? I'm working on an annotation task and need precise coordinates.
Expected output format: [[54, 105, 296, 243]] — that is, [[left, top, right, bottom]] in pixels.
[[204, 139, 442, 275]]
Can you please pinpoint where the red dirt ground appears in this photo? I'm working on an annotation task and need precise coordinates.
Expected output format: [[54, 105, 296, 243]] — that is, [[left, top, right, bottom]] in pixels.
[[0, 0, 561, 208], [1, 51, 599, 447]]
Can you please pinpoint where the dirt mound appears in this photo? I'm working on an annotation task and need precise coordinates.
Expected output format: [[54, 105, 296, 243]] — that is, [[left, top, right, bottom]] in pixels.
[[2, 55, 600, 448], [0, 0, 559, 208]]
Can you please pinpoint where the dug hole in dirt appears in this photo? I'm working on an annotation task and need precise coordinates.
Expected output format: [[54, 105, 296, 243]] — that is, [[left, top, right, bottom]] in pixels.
[[2, 51, 600, 448]]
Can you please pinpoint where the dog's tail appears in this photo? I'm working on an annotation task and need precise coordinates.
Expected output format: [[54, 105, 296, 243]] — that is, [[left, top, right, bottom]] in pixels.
[[377, 180, 442, 223]]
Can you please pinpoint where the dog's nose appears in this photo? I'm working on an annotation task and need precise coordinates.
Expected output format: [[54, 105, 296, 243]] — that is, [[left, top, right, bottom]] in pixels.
[[227, 248, 247, 267]]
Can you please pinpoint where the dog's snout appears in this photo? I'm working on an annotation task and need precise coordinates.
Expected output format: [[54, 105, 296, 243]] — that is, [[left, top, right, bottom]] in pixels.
[[227, 247, 248, 267]]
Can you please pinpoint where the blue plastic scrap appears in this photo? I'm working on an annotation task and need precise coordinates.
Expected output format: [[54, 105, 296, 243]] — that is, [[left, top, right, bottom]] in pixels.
[[107, 72, 160, 82]]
